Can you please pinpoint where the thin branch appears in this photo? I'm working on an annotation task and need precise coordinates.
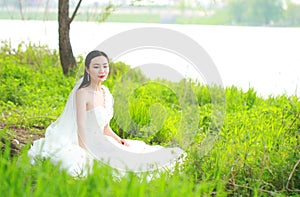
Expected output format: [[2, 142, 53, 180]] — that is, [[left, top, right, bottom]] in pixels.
[[286, 159, 300, 192], [228, 181, 281, 195], [18, 0, 24, 20], [43, 0, 50, 21], [70, 0, 82, 23]]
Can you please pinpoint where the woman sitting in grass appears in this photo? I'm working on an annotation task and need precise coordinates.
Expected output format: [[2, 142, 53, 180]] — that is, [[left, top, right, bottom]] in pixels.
[[28, 50, 186, 178]]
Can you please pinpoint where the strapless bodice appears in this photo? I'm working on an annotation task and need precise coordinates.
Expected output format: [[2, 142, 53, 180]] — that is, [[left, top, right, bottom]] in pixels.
[[86, 106, 112, 132]]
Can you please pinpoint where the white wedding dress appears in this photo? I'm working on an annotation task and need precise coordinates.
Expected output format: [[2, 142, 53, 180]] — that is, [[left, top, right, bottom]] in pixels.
[[28, 78, 186, 178]]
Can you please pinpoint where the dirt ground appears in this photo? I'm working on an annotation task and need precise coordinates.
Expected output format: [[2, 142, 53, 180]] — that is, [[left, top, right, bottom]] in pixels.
[[0, 123, 45, 156]]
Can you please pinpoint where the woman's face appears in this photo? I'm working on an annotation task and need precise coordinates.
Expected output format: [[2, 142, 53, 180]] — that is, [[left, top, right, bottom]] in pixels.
[[87, 55, 109, 83]]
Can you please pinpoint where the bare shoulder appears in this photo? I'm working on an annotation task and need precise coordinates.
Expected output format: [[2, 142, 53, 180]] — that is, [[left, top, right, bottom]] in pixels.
[[76, 87, 86, 94], [76, 87, 88, 99]]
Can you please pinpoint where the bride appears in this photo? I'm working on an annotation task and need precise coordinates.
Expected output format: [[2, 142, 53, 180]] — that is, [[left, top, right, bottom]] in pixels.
[[28, 50, 186, 178]]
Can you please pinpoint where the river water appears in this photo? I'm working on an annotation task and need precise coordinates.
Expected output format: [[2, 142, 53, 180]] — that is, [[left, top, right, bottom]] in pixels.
[[1, 20, 299, 98]]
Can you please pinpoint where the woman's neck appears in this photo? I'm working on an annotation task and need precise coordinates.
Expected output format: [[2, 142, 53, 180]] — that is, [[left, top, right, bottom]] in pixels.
[[89, 81, 102, 91]]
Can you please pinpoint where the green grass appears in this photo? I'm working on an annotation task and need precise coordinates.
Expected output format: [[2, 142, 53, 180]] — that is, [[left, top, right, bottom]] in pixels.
[[0, 10, 162, 23], [105, 13, 161, 23], [0, 41, 299, 196], [1, 4, 300, 27], [0, 10, 57, 20], [0, 9, 227, 25]]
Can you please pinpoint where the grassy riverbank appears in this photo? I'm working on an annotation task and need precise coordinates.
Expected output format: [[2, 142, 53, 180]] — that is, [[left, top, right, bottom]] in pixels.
[[1, 4, 300, 27], [0, 42, 299, 196]]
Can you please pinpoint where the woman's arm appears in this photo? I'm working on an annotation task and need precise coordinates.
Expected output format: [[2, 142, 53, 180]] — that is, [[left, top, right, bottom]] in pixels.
[[103, 124, 129, 146], [76, 89, 88, 150]]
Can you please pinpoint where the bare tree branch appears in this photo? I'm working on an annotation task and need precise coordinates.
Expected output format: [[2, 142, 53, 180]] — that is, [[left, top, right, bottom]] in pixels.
[[227, 181, 281, 195], [18, 0, 24, 20], [70, 0, 82, 23], [286, 159, 300, 192], [44, 0, 50, 21]]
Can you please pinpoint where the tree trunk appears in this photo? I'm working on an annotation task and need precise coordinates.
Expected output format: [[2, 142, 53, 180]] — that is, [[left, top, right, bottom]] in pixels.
[[58, 0, 77, 75]]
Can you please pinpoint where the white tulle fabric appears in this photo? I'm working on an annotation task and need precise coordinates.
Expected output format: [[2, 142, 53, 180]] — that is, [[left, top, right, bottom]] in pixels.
[[28, 78, 186, 178]]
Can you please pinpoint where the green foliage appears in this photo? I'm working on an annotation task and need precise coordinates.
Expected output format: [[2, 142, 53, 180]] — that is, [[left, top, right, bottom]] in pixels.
[[127, 82, 182, 143], [0, 43, 300, 196], [283, 1, 300, 26], [0, 41, 76, 128], [0, 145, 201, 197], [1, 2, 300, 26], [226, 0, 285, 26]]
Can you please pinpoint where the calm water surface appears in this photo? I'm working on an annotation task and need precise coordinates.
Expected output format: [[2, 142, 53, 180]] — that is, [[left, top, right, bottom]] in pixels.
[[1, 20, 299, 98]]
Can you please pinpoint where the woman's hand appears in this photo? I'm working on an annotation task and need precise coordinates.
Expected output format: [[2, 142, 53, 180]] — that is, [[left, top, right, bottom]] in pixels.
[[119, 139, 130, 147], [103, 124, 130, 147]]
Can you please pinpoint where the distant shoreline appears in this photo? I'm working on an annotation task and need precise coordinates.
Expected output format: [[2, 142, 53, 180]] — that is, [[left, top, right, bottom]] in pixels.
[[1, 5, 300, 27]]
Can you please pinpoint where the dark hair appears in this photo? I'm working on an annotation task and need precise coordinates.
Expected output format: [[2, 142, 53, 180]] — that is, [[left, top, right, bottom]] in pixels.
[[78, 50, 109, 89]]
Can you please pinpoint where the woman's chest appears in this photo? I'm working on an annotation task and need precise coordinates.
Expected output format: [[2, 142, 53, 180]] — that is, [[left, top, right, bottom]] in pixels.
[[86, 92, 105, 111]]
